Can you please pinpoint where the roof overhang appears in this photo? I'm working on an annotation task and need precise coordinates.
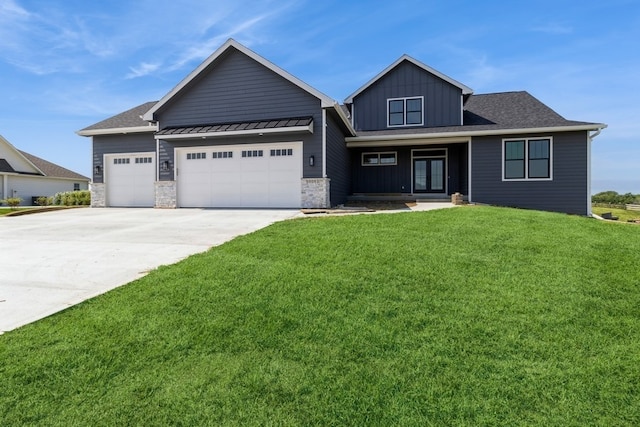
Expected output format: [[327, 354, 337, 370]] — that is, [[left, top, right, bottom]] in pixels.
[[330, 103, 356, 136], [77, 125, 158, 137], [144, 39, 337, 122], [345, 124, 607, 147], [155, 118, 314, 141]]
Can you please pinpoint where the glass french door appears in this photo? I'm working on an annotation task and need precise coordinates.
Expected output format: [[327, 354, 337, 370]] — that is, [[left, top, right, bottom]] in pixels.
[[413, 158, 445, 193]]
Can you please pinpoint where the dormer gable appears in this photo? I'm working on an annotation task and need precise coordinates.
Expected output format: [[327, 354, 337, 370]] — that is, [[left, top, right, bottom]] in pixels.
[[345, 55, 473, 132]]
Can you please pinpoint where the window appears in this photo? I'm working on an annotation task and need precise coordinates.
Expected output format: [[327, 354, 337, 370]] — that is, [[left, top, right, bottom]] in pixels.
[[503, 138, 552, 180], [362, 152, 397, 166], [270, 148, 293, 157], [113, 158, 130, 164], [387, 97, 423, 127], [186, 152, 206, 160], [212, 151, 233, 159], [73, 183, 80, 191], [134, 157, 152, 164], [242, 150, 263, 158]]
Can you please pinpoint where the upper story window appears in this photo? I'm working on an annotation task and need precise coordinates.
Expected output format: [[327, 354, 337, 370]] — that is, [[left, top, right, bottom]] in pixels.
[[388, 96, 424, 127], [503, 138, 552, 181]]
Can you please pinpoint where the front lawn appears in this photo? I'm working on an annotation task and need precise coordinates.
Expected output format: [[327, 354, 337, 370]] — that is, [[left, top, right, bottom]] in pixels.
[[593, 206, 640, 222], [1, 207, 639, 425]]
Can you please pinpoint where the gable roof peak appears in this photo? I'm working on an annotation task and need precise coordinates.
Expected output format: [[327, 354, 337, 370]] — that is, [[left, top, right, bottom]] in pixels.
[[143, 38, 337, 122], [345, 54, 473, 104]]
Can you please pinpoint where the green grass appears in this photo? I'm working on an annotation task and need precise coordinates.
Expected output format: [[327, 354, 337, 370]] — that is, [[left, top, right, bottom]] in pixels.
[[1, 206, 640, 425], [593, 206, 640, 222]]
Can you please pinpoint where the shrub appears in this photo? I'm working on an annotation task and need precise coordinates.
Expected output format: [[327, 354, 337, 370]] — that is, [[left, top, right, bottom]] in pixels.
[[35, 196, 53, 206], [52, 190, 91, 206], [592, 190, 640, 205], [3, 197, 22, 210]]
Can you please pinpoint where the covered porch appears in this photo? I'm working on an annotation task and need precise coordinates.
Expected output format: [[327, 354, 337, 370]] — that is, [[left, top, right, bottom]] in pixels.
[[346, 138, 469, 202]]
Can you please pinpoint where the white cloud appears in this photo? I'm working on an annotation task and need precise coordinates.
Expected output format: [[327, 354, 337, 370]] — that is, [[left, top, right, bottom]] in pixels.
[[126, 62, 161, 79]]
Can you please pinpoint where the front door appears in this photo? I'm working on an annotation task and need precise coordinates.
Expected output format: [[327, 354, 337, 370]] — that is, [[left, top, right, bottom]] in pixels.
[[414, 158, 445, 193]]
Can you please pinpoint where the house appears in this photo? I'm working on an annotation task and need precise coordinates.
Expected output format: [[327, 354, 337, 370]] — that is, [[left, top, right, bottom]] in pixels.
[[78, 39, 606, 215], [0, 135, 90, 205]]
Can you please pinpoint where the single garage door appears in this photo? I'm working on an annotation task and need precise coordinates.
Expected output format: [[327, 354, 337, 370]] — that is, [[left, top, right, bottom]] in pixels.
[[177, 142, 302, 208], [105, 153, 155, 207]]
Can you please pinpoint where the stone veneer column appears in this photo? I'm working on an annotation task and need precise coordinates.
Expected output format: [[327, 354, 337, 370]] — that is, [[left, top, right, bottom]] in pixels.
[[155, 181, 177, 208], [301, 178, 330, 208], [90, 182, 105, 207]]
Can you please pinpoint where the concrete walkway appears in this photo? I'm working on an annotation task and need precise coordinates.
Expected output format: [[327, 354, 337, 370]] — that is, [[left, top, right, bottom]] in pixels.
[[0, 208, 300, 333]]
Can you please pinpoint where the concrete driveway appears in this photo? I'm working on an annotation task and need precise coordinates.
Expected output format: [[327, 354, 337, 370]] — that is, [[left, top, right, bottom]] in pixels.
[[0, 208, 300, 333]]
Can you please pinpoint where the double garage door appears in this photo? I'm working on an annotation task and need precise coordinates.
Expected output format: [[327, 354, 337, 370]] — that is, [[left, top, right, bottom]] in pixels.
[[177, 142, 302, 208]]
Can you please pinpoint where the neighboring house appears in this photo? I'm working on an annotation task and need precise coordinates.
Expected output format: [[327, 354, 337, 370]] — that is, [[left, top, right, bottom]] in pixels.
[[0, 135, 90, 205], [78, 39, 606, 215]]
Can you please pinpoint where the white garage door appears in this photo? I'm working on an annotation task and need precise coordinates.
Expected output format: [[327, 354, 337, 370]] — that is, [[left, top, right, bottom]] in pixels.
[[105, 153, 155, 207], [177, 142, 302, 208]]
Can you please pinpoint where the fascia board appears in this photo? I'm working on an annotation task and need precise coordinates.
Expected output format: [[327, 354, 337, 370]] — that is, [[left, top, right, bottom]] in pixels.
[[345, 124, 608, 145], [76, 125, 158, 137]]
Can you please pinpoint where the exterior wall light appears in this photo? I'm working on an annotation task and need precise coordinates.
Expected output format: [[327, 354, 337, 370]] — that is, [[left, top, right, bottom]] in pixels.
[[162, 160, 170, 171], [309, 155, 315, 167], [94, 165, 102, 175]]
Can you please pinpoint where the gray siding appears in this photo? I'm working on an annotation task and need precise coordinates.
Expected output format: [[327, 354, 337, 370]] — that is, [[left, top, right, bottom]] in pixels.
[[325, 111, 350, 206], [154, 47, 324, 180], [92, 133, 156, 183], [471, 131, 588, 215], [157, 48, 321, 127], [352, 60, 462, 131]]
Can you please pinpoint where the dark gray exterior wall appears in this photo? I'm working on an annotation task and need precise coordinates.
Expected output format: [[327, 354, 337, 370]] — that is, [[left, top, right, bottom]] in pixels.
[[352, 61, 462, 131], [92, 133, 156, 183], [471, 131, 588, 215], [153, 47, 324, 180], [325, 111, 350, 206], [350, 143, 468, 195]]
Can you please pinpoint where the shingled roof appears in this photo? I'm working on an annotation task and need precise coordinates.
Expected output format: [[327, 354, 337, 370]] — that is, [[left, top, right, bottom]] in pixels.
[[77, 101, 158, 134], [18, 150, 89, 180], [350, 91, 602, 139]]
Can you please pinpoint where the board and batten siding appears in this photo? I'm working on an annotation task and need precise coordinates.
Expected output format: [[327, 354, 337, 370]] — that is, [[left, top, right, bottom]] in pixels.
[[325, 111, 350, 206], [92, 133, 156, 183], [471, 131, 589, 215], [352, 60, 462, 131]]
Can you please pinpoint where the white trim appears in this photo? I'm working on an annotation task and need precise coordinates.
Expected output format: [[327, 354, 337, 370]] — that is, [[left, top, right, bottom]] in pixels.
[[77, 125, 158, 137], [144, 39, 336, 122], [330, 104, 356, 136], [501, 137, 553, 181], [155, 139, 160, 182], [387, 96, 424, 128], [345, 123, 607, 144], [347, 136, 470, 148], [345, 54, 473, 103], [322, 109, 327, 178], [411, 148, 448, 194], [587, 134, 592, 216], [468, 140, 472, 203], [154, 123, 313, 140]]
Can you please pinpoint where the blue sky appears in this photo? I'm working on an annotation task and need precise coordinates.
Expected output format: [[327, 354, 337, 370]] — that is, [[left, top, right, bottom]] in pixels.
[[0, 0, 638, 193]]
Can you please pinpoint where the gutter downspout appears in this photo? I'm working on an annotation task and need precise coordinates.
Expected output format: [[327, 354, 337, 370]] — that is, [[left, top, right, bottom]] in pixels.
[[587, 127, 604, 216]]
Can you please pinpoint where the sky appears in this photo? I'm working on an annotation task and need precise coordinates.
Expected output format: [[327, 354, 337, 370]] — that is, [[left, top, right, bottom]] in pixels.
[[0, 0, 638, 194]]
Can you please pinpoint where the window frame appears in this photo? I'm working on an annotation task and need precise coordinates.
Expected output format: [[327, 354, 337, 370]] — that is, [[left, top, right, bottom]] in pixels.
[[362, 151, 397, 166], [502, 137, 553, 181], [387, 96, 424, 128]]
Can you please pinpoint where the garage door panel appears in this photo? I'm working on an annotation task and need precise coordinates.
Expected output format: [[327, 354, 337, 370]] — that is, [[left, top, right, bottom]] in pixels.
[[106, 154, 155, 207], [177, 142, 302, 208]]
